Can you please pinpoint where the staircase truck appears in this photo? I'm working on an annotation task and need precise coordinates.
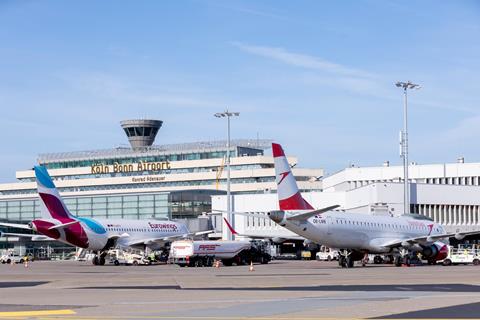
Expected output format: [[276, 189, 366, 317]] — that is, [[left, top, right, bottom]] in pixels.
[[170, 240, 271, 267]]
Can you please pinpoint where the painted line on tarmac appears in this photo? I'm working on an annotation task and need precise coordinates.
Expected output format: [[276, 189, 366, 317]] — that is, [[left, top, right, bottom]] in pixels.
[[0, 309, 75, 317], [32, 317, 367, 320]]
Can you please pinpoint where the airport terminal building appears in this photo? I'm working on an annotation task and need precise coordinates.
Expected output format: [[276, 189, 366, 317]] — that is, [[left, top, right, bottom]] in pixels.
[[0, 119, 323, 255]]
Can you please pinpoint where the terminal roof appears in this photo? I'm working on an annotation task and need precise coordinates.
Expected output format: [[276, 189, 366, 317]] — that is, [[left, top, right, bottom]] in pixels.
[[38, 139, 272, 163]]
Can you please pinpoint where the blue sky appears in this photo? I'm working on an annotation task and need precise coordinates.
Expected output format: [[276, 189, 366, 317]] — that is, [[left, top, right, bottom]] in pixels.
[[0, 0, 479, 182]]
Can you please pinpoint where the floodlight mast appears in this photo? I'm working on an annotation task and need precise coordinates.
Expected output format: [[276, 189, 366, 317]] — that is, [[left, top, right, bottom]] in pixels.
[[395, 81, 420, 215], [214, 110, 240, 240]]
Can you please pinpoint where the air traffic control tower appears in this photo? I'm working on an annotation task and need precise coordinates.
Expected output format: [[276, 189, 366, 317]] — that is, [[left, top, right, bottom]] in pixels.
[[120, 119, 163, 150]]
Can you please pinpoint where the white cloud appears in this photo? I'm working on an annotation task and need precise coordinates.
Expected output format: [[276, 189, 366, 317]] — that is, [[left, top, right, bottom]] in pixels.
[[232, 42, 375, 79]]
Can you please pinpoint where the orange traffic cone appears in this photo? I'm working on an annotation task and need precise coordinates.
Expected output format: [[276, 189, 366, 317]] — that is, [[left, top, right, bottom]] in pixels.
[[249, 261, 254, 272], [215, 260, 220, 268]]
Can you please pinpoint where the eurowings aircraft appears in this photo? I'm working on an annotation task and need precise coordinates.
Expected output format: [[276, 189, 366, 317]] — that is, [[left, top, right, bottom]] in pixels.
[[268, 143, 480, 267], [0, 166, 212, 265]]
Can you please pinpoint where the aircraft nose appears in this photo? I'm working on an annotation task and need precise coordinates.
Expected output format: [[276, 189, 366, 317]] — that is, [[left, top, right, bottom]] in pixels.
[[268, 210, 285, 224]]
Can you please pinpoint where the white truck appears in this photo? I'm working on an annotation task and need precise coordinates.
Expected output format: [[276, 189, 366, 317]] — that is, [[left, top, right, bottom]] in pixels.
[[316, 246, 339, 261], [442, 245, 480, 266], [108, 249, 149, 266], [0, 251, 25, 264], [169, 240, 271, 267]]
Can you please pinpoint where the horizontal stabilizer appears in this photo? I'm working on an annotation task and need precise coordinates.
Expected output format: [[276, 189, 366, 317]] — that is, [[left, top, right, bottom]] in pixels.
[[0, 222, 32, 230], [286, 205, 340, 221], [194, 230, 215, 236], [48, 220, 80, 230]]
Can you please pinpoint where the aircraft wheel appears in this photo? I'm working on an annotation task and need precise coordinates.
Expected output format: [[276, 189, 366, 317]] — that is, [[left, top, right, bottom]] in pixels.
[[346, 256, 354, 268], [338, 256, 346, 268], [403, 256, 411, 267], [92, 256, 99, 265], [373, 256, 383, 264], [473, 259, 480, 266], [99, 256, 106, 265], [394, 256, 402, 267], [114, 260, 120, 266]]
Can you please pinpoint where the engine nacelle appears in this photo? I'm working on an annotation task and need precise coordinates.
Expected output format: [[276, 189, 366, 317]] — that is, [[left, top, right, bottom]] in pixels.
[[421, 242, 448, 261], [271, 237, 286, 244], [268, 210, 286, 225]]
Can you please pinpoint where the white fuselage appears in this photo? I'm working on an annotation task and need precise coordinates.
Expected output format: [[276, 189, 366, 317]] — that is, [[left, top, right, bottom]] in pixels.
[[279, 212, 446, 253], [36, 217, 190, 251]]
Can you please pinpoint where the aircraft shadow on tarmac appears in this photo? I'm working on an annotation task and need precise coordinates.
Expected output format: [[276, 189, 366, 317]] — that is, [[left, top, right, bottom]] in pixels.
[[0, 282, 48, 288], [180, 284, 480, 292], [371, 301, 480, 319], [75, 284, 480, 292]]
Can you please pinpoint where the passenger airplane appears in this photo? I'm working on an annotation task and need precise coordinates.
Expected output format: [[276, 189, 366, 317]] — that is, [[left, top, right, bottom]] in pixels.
[[0, 166, 211, 265], [269, 143, 480, 267], [227, 143, 480, 268]]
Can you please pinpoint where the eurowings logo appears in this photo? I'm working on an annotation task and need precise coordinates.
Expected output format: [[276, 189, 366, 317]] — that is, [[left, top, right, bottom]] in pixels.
[[278, 172, 289, 185]]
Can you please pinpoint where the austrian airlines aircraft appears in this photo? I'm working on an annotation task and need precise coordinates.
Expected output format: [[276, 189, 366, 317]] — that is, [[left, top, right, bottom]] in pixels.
[[0, 166, 211, 265], [269, 143, 480, 267]]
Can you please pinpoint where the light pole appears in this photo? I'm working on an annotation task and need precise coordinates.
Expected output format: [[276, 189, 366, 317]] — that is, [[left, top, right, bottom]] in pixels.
[[214, 110, 240, 240], [395, 81, 420, 215]]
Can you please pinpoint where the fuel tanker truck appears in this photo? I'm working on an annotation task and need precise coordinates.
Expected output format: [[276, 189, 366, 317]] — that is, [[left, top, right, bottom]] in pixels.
[[169, 240, 271, 267]]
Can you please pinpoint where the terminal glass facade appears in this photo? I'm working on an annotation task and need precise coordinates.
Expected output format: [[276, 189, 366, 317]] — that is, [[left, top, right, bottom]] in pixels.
[[0, 191, 224, 223]]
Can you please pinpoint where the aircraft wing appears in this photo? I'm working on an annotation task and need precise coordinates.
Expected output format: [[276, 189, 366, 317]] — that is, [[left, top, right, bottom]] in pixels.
[[222, 218, 303, 242], [381, 230, 480, 248], [0, 222, 32, 230], [126, 230, 215, 247]]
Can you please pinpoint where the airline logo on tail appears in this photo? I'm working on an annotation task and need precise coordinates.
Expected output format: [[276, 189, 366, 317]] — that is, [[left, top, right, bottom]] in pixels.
[[33, 166, 107, 248], [272, 143, 313, 211], [35, 166, 74, 221]]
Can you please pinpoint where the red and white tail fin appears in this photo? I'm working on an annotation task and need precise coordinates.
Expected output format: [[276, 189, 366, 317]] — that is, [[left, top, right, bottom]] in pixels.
[[272, 143, 313, 211]]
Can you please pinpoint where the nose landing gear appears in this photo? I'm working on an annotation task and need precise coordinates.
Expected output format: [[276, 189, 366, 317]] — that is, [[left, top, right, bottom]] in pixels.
[[338, 250, 355, 268]]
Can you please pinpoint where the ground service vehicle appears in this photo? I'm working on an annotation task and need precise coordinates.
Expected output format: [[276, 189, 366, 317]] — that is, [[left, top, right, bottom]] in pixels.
[[170, 240, 271, 267], [316, 246, 339, 261], [108, 249, 148, 266], [0, 251, 25, 264], [442, 245, 480, 266]]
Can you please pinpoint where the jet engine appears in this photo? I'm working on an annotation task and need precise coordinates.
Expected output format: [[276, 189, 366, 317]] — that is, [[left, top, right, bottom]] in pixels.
[[421, 242, 448, 261]]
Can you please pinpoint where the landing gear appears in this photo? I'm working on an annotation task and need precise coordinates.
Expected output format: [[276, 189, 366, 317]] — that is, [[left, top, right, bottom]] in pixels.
[[395, 249, 412, 267], [373, 255, 384, 264], [394, 256, 402, 267], [92, 251, 107, 266], [339, 250, 355, 268]]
